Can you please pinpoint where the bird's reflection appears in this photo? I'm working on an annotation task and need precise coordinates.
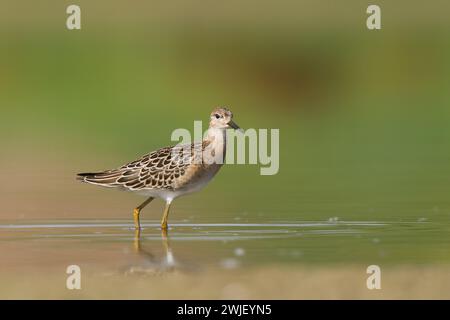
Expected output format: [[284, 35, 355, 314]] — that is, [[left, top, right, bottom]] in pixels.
[[122, 228, 178, 276]]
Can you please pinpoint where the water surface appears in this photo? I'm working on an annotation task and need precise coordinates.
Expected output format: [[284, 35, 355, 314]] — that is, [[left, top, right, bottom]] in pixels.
[[1, 218, 449, 298]]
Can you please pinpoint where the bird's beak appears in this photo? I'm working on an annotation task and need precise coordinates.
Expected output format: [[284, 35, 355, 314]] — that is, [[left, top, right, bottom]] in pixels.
[[228, 120, 243, 132]]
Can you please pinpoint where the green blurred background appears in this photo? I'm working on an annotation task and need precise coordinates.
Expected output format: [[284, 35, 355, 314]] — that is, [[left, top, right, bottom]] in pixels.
[[1, 0, 450, 227]]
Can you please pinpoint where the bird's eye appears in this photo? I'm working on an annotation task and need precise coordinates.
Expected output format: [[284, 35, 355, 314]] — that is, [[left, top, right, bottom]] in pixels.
[[214, 114, 221, 119]]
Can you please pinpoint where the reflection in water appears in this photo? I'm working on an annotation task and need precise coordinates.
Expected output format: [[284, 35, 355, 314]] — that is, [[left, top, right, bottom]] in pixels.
[[0, 220, 447, 299], [1, 219, 439, 267], [123, 228, 178, 276]]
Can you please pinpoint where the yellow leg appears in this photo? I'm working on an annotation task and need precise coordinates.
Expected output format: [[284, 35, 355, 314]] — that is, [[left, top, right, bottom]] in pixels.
[[133, 197, 154, 230], [161, 200, 172, 230], [133, 208, 140, 230]]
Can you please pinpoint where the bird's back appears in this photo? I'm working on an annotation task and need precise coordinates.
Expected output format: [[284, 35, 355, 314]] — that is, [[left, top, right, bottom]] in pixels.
[[77, 141, 221, 194]]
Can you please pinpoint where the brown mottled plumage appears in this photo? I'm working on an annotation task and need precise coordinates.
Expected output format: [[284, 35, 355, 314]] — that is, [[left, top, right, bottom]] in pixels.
[[77, 141, 211, 191], [77, 107, 241, 230]]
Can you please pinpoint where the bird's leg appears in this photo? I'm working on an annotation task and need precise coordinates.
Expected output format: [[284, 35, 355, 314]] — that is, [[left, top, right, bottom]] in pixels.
[[133, 196, 154, 230], [161, 199, 172, 230]]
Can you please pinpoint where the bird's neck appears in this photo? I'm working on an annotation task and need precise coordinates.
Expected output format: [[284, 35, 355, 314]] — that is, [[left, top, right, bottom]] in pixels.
[[203, 127, 227, 164]]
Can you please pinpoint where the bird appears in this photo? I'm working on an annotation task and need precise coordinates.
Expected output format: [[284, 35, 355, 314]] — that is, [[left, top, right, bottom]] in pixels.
[[77, 107, 241, 230]]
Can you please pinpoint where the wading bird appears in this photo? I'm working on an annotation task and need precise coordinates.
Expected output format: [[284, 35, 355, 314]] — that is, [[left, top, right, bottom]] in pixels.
[[77, 107, 240, 230]]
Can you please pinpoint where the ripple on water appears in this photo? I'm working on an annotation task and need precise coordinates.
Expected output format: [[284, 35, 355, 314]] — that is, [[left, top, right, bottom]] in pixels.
[[0, 220, 391, 242]]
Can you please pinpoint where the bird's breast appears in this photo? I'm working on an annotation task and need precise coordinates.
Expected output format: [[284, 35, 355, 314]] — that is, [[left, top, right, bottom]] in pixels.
[[172, 163, 222, 192]]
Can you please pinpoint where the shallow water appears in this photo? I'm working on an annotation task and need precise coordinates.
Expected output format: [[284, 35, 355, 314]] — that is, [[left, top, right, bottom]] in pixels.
[[0, 218, 447, 269], [0, 218, 449, 299]]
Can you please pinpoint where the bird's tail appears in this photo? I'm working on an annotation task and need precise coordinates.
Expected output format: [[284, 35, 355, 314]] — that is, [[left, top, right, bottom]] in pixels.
[[76, 172, 95, 181], [76, 170, 123, 187]]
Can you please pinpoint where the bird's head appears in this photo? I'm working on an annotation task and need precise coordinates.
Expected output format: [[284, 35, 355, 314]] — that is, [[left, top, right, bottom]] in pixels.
[[209, 107, 241, 130]]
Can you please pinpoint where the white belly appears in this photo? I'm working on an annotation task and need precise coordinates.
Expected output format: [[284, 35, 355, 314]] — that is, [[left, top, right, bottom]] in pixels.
[[137, 164, 222, 202]]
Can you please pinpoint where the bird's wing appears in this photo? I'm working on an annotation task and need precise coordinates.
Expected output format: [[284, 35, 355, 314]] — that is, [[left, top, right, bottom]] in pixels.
[[77, 143, 204, 191]]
